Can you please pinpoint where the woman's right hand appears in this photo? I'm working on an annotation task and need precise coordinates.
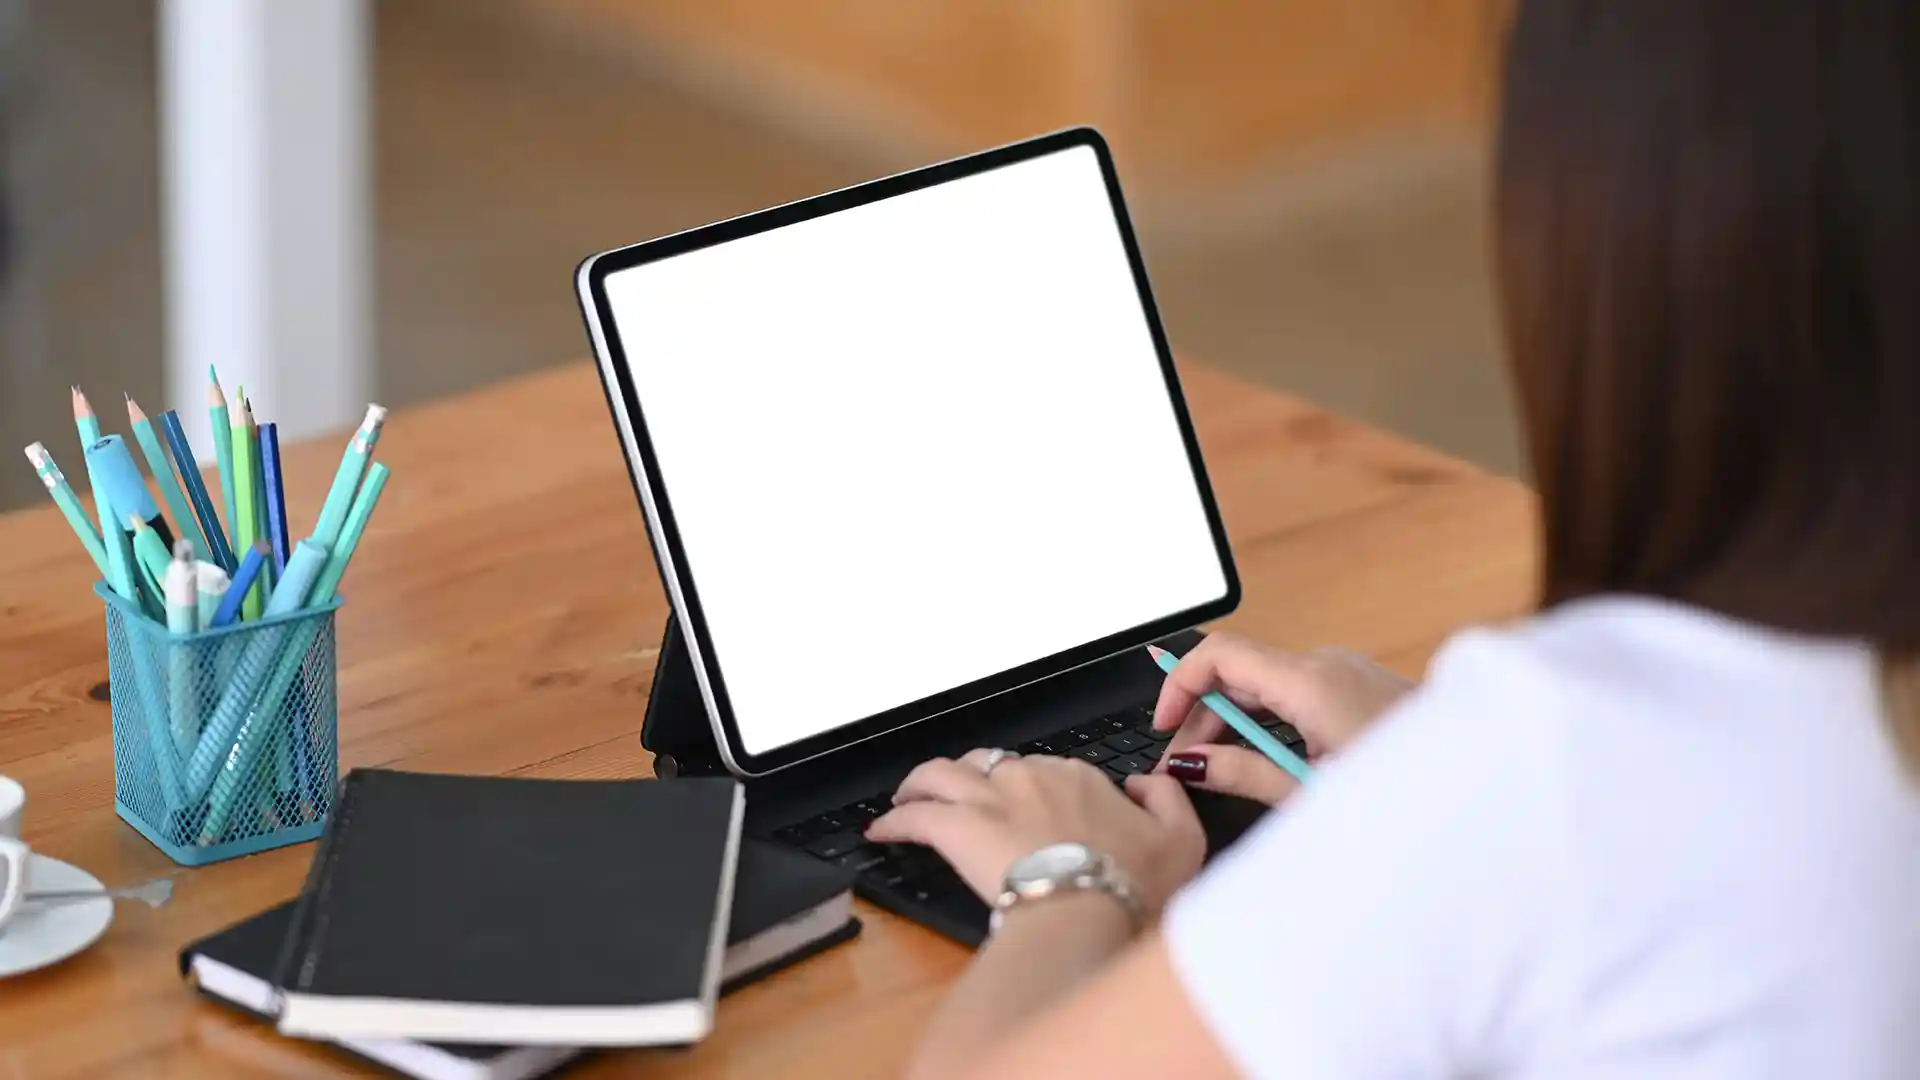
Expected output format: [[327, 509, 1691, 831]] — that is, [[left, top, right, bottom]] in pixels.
[[1150, 634, 1415, 803]]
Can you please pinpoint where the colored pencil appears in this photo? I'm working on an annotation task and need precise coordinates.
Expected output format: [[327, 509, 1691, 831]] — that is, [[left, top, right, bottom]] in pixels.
[[130, 516, 174, 599], [94, 478, 184, 809], [231, 392, 262, 620], [209, 368, 236, 566], [23, 443, 109, 579], [71, 385, 101, 447], [1146, 645, 1316, 785], [208, 542, 270, 630], [247, 399, 274, 599], [309, 462, 388, 602], [258, 422, 290, 574], [159, 409, 234, 571], [312, 404, 387, 548], [127, 396, 207, 562]]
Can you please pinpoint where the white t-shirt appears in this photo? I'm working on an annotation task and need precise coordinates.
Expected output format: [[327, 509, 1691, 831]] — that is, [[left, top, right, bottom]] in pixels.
[[1166, 596, 1920, 1080]]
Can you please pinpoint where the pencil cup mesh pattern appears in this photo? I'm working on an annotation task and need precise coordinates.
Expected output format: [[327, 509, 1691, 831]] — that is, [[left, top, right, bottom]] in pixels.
[[101, 584, 340, 864]]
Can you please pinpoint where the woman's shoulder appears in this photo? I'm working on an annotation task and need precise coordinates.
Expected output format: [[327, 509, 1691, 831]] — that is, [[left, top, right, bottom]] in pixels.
[[1421, 592, 1882, 741]]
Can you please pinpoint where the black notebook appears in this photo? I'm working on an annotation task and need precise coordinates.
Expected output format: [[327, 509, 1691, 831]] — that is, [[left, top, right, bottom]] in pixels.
[[181, 842, 860, 1080], [274, 770, 745, 1046]]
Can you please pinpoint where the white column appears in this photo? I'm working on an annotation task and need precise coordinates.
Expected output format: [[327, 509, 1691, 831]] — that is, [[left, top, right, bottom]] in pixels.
[[160, 0, 371, 457]]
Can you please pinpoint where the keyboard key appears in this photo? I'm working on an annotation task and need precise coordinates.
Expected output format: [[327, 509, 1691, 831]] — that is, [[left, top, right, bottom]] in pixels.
[[1066, 723, 1109, 743], [835, 801, 882, 826], [831, 845, 886, 872], [1097, 715, 1132, 734], [1068, 742, 1118, 765], [805, 830, 866, 860], [860, 863, 907, 891], [774, 819, 832, 846], [1052, 726, 1097, 746], [1102, 730, 1150, 753], [852, 796, 893, 817], [1109, 751, 1159, 775], [1102, 764, 1130, 784], [901, 868, 969, 905], [884, 844, 946, 878], [812, 809, 853, 831], [1016, 739, 1056, 756]]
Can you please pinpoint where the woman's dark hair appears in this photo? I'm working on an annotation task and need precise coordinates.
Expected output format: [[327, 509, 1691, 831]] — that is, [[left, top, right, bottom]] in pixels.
[[1495, 1, 1920, 759]]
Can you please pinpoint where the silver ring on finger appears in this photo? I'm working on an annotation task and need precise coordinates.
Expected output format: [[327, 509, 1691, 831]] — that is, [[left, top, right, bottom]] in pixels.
[[979, 747, 1015, 777]]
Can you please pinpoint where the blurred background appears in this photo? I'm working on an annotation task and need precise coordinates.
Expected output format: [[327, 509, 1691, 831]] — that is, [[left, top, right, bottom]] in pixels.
[[0, 0, 1514, 514]]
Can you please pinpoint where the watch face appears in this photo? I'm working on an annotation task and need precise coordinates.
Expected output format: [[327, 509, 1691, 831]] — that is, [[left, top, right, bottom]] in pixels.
[[1012, 842, 1096, 887]]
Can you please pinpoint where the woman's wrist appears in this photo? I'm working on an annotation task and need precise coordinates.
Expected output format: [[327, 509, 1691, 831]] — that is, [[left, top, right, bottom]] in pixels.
[[989, 888, 1137, 946]]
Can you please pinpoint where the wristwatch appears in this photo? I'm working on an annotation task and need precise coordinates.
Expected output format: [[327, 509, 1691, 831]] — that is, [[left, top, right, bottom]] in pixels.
[[990, 842, 1144, 934]]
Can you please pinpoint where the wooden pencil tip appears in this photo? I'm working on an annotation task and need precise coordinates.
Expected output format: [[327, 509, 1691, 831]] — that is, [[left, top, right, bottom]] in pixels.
[[1146, 644, 1168, 658], [126, 395, 146, 423]]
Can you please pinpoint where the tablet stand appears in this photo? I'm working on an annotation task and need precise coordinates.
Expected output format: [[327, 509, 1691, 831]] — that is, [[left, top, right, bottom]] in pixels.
[[640, 614, 731, 778]]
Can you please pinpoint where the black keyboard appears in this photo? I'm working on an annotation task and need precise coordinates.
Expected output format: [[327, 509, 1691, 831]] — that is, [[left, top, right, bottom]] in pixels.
[[770, 703, 1307, 945]]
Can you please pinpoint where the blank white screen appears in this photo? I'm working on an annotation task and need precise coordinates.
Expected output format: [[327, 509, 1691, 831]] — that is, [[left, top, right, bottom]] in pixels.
[[603, 145, 1229, 756]]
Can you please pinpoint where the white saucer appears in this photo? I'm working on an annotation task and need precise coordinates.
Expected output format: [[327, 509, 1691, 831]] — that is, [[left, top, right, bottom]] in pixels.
[[0, 854, 114, 978]]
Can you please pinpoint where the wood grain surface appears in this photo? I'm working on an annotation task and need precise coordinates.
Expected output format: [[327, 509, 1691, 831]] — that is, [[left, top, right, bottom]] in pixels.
[[0, 360, 1535, 1078]]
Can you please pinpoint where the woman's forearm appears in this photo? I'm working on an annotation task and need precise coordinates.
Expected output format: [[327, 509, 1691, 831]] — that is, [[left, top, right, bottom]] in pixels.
[[904, 892, 1136, 1080]]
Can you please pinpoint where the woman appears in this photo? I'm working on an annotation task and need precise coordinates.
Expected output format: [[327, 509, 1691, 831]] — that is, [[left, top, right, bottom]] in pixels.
[[867, 2, 1920, 1077]]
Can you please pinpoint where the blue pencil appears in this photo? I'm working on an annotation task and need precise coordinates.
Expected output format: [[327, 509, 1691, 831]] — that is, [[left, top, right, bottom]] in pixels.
[[1146, 645, 1316, 784], [258, 422, 290, 575], [158, 409, 235, 572], [208, 542, 270, 628]]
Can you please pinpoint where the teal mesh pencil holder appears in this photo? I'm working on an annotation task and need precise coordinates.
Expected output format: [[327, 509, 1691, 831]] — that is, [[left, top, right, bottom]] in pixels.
[[98, 582, 342, 865]]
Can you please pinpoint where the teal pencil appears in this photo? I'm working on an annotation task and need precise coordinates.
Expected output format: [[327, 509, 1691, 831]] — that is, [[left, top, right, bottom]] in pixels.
[[93, 482, 186, 811], [1146, 645, 1316, 785], [71, 386, 101, 448], [194, 538, 330, 839], [23, 443, 110, 579], [312, 404, 387, 548], [127, 396, 208, 562], [201, 464, 388, 841], [129, 516, 173, 602], [209, 369, 236, 570]]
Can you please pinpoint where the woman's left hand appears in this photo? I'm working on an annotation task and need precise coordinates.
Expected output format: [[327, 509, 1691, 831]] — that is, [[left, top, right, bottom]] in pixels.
[[865, 750, 1206, 919]]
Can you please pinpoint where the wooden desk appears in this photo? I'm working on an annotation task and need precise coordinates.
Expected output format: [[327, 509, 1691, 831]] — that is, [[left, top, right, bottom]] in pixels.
[[0, 361, 1534, 1078]]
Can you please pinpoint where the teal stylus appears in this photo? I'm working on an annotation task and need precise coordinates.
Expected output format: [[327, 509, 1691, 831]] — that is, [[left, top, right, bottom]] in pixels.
[[1146, 644, 1316, 784]]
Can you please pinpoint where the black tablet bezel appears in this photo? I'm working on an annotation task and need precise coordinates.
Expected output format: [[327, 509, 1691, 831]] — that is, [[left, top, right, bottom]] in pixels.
[[578, 127, 1240, 777]]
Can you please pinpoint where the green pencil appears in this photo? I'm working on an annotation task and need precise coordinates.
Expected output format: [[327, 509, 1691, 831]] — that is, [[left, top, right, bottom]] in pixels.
[[232, 389, 262, 620], [127, 396, 208, 562], [23, 443, 109, 579], [209, 368, 236, 569]]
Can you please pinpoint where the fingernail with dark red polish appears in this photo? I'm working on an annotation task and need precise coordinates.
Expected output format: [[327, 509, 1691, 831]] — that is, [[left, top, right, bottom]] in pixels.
[[1165, 752, 1207, 783]]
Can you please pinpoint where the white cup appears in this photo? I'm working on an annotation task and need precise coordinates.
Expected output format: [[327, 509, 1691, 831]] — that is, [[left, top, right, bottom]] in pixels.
[[0, 777, 29, 934]]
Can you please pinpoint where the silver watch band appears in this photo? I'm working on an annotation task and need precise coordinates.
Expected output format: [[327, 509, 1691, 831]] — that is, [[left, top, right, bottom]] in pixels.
[[989, 853, 1145, 934]]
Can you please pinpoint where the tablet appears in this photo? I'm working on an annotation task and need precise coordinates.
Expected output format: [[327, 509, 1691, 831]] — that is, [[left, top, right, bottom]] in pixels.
[[576, 128, 1238, 777]]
